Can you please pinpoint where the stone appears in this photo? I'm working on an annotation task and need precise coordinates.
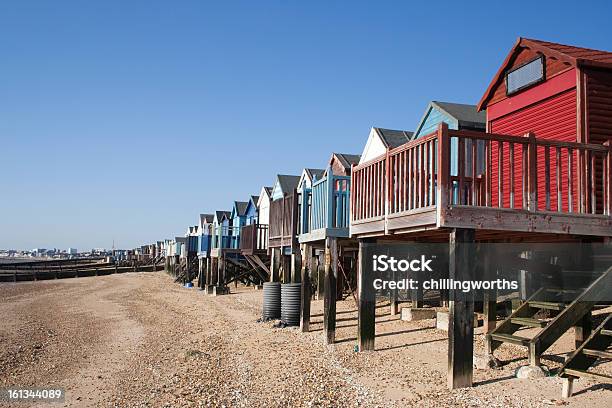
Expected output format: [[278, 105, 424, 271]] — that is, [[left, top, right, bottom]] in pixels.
[[401, 307, 436, 321], [515, 364, 550, 379], [473, 354, 502, 369]]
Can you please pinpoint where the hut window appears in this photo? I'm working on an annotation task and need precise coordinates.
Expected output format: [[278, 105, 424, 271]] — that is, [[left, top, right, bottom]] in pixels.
[[506, 56, 545, 96]]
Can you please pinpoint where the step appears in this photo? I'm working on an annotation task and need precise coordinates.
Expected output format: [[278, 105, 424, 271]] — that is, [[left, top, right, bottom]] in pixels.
[[528, 301, 566, 311], [601, 329, 612, 337], [545, 288, 579, 294], [582, 348, 612, 359], [490, 333, 531, 346], [563, 368, 612, 383], [511, 317, 547, 328]]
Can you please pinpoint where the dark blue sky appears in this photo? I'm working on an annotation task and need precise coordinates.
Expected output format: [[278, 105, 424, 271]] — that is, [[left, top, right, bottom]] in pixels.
[[1, 1, 610, 250]]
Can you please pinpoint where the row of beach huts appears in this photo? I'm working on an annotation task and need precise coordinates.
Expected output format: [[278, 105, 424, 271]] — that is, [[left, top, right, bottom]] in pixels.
[[130, 38, 612, 396]]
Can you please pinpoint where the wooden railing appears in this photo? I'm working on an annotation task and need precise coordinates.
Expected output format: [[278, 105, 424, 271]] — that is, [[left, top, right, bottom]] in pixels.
[[303, 169, 351, 233], [351, 123, 612, 225], [446, 127, 611, 214], [269, 193, 298, 248], [211, 225, 240, 249], [351, 155, 386, 222], [240, 224, 269, 252], [388, 133, 438, 214]]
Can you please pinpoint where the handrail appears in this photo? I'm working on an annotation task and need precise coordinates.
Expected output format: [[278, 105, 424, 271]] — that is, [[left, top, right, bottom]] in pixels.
[[351, 123, 612, 225]]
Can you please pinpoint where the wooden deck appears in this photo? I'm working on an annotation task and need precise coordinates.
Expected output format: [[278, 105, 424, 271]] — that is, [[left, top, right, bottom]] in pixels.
[[351, 123, 612, 240]]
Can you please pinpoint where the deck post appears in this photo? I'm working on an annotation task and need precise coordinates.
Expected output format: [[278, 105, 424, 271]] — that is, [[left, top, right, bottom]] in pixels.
[[483, 243, 497, 336], [205, 257, 211, 291], [574, 241, 593, 347], [389, 264, 398, 316], [270, 248, 279, 282], [316, 253, 324, 300], [291, 252, 301, 283], [358, 238, 376, 351], [282, 254, 291, 284], [448, 228, 475, 389], [527, 132, 538, 212], [212, 257, 219, 287], [300, 244, 312, 332], [324, 237, 338, 344], [437, 123, 450, 226], [219, 255, 226, 289]]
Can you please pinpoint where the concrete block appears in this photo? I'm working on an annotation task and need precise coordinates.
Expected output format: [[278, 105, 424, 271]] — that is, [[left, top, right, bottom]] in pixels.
[[401, 307, 436, 321], [436, 311, 483, 331], [212, 286, 229, 296]]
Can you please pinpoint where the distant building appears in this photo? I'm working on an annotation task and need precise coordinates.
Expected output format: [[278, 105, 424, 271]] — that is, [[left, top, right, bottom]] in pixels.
[[67, 248, 77, 255]]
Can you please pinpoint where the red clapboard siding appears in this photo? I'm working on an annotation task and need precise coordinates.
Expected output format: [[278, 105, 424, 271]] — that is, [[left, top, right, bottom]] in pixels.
[[490, 88, 578, 212], [586, 68, 612, 145]]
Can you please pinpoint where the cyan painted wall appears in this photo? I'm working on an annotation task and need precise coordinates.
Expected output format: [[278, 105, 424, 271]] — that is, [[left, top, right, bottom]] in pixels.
[[414, 106, 459, 139]]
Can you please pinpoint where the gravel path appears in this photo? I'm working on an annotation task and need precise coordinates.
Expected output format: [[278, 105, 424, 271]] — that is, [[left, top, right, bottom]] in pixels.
[[0, 273, 610, 407]]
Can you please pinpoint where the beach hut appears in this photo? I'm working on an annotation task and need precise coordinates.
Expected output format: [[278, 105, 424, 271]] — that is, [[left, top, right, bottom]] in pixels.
[[298, 154, 360, 337], [475, 37, 612, 394], [240, 192, 271, 283], [268, 174, 301, 282], [230, 201, 249, 249], [244, 195, 260, 225], [359, 127, 413, 164], [350, 38, 612, 390], [296, 168, 325, 236], [196, 214, 214, 290], [256, 186, 272, 225], [350, 39, 612, 388]]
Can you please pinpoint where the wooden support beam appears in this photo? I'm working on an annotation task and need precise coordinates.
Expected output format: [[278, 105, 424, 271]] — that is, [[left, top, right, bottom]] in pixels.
[[291, 252, 301, 283], [482, 243, 497, 344], [300, 244, 312, 332], [324, 237, 338, 344], [389, 264, 398, 316], [270, 248, 279, 282], [316, 254, 324, 300], [448, 228, 475, 389], [282, 254, 291, 284], [358, 238, 376, 351]]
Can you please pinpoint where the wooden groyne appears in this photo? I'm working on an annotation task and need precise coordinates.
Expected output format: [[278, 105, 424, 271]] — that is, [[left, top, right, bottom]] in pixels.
[[0, 257, 164, 282]]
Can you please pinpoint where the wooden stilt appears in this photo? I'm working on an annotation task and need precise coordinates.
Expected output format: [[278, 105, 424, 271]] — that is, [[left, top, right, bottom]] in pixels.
[[219, 255, 226, 289], [483, 244, 497, 336], [270, 248, 279, 282], [300, 244, 312, 332], [292, 252, 301, 283], [358, 238, 376, 351], [390, 265, 398, 315], [317, 253, 324, 300], [282, 254, 291, 284], [448, 228, 475, 389], [324, 237, 338, 344]]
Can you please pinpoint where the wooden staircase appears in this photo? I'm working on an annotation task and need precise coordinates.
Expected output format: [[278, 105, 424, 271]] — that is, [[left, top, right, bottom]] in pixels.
[[486, 266, 612, 366], [559, 314, 612, 398]]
